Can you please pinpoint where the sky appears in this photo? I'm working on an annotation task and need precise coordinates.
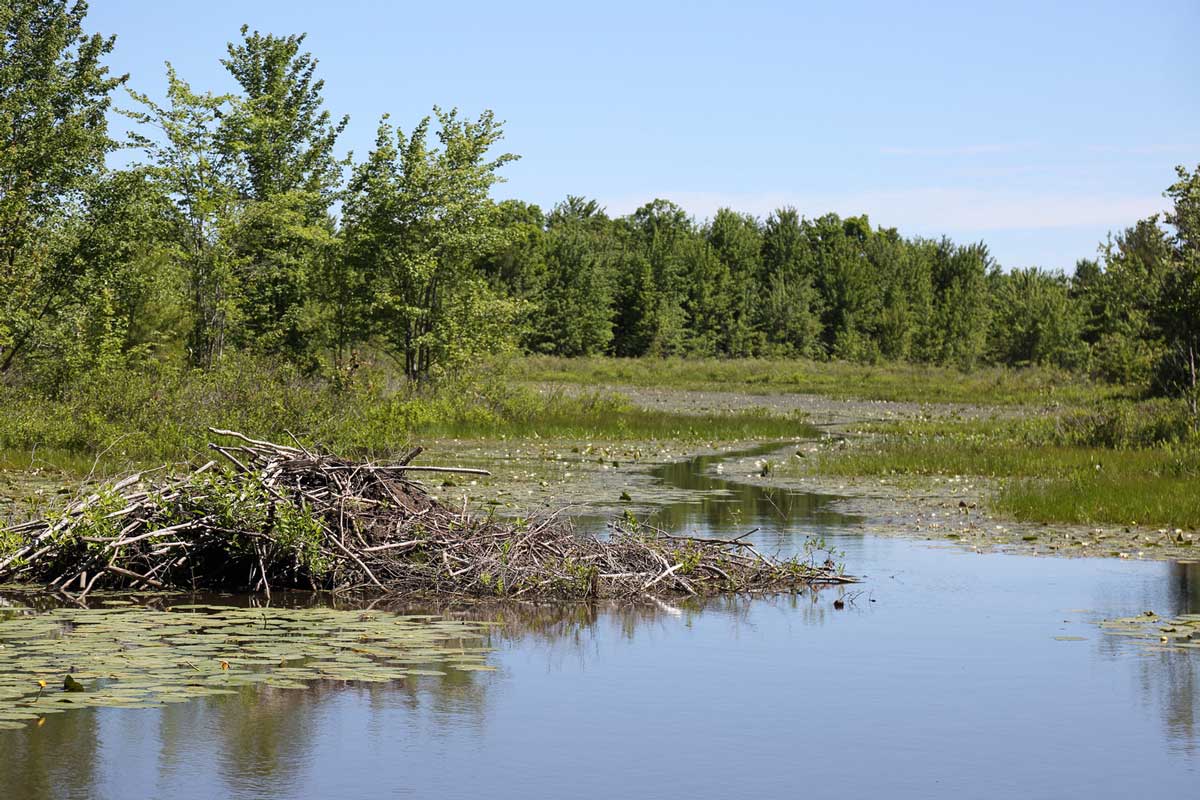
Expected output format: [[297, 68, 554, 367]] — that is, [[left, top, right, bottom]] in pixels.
[[89, 0, 1199, 271]]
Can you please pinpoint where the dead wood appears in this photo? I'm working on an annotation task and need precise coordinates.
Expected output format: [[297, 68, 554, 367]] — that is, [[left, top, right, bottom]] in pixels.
[[0, 429, 854, 599]]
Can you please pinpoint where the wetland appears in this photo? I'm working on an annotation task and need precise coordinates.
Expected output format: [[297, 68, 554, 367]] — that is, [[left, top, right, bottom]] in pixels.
[[1, 387, 1198, 798], [4, 4, 1197, 796]]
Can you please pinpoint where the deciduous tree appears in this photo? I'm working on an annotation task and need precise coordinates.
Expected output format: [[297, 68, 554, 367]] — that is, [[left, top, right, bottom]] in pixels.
[[0, 0, 124, 372]]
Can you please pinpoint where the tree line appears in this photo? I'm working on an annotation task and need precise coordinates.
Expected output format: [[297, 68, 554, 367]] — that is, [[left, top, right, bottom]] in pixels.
[[1, 1, 1197, 408]]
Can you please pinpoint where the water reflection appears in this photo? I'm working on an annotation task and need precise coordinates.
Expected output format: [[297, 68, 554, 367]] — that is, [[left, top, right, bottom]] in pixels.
[[1, 704, 101, 798], [0, 596, 822, 800], [1, 447, 1198, 798], [576, 443, 861, 540], [1106, 560, 1200, 756], [1, 580, 1195, 800], [1169, 560, 1200, 613], [644, 445, 857, 533]]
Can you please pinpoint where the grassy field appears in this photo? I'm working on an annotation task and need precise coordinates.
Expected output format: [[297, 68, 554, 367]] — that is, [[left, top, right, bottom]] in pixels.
[[519, 355, 1128, 405]]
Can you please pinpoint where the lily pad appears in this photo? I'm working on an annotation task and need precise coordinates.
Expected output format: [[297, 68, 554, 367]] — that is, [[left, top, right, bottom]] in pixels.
[[1098, 613, 1200, 654], [0, 604, 494, 721]]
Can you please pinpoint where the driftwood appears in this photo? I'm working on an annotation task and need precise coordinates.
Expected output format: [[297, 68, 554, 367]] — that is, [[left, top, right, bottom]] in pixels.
[[0, 430, 854, 600]]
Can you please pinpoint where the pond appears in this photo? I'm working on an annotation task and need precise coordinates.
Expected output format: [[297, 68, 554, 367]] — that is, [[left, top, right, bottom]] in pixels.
[[1, 445, 1197, 799]]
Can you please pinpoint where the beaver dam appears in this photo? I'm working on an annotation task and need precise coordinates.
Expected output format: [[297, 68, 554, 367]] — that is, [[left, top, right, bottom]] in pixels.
[[0, 430, 853, 601]]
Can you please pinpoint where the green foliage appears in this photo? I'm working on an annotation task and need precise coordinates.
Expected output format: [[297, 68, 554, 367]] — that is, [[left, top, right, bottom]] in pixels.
[[0, 0, 124, 373], [612, 200, 693, 357], [27, 168, 183, 390], [188, 470, 328, 573], [219, 26, 346, 359], [925, 240, 993, 367], [219, 26, 347, 205], [228, 191, 334, 358], [522, 199, 615, 356], [988, 268, 1087, 369], [1068, 164, 1199, 419], [0, 355, 818, 470], [1154, 165, 1200, 419], [0, 2, 1192, 410], [341, 109, 519, 379], [759, 208, 823, 357], [124, 66, 241, 368], [705, 208, 766, 355], [1077, 220, 1172, 384]]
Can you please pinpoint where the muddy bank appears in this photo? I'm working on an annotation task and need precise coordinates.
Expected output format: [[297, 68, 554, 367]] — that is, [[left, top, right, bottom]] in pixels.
[[419, 436, 797, 521], [440, 432, 1198, 563], [713, 442, 1199, 562], [520, 385, 1197, 562], [434, 383, 1196, 562]]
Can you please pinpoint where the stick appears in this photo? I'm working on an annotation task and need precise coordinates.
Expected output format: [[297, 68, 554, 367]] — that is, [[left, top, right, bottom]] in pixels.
[[327, 465, 491, 476], [105, 565, 165, 589], [208, 428, 303, 453], [643, 563, 683, 591]]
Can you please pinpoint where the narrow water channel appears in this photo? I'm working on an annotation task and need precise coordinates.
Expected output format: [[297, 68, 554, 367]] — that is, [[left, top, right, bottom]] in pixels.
[[633, 441, 860, 533], [1, 447, 1197, 799]]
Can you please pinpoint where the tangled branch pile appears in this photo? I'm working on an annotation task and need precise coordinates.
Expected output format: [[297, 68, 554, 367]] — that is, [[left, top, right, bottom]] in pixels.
[[0, 430, 854, 600]]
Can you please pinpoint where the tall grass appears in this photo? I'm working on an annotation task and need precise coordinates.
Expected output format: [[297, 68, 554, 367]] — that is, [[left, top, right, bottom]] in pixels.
[[808, 402, 1200, 528], [0, 356, 815, 474], [996, 473, 1200, 530]]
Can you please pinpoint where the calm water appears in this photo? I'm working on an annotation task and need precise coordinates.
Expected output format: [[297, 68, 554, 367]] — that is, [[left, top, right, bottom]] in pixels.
[[1, 447, 1197, 799]]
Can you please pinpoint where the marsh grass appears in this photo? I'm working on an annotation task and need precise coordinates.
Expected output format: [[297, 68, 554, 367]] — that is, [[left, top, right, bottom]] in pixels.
[[996, 472, 1200, 531], [0, 356, 813, 475], [520, 355, 1127, 405], [806, 401, 1200, 528], [3, 355, 1190, 530]]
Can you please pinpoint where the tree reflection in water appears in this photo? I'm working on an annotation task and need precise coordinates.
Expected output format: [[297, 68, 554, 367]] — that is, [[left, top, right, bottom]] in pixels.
[[0, 593, 837, 799], [1, 445, 1197, 797]]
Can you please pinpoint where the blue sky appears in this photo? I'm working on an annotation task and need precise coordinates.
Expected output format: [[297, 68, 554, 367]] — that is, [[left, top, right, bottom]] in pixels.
[[90, 0, 1198, 271]]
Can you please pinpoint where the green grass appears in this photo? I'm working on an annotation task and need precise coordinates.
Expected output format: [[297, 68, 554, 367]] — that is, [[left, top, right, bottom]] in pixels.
[[996, 472, 1199, 530], [3, 354, 1192, 531], [0, 357, 816, 475], [805, 404, 1200, 529], [519, 355, 1127, 405]]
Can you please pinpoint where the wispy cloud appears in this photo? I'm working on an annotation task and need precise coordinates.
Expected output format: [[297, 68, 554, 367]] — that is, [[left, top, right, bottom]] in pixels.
[[601, 187, 1166, 232]]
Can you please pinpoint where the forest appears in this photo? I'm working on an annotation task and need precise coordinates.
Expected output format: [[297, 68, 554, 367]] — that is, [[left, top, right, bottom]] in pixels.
[[1, 1, 1198, 415]]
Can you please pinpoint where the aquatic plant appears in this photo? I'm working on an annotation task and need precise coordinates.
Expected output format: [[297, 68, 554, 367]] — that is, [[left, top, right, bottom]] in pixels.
[[1098, 611, 1200, 652], [0, 604, 494, 729]]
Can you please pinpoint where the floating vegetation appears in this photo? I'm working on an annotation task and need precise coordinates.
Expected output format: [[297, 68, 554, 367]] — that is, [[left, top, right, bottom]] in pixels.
[[1098, 611, 1200, 651], [0, 605, 494, 726], [0, 430, 853, 600]]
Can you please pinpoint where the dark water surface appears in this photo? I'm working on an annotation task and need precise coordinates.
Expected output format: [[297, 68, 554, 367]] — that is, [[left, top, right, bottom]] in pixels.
[[2, 447, 1197, 799]]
